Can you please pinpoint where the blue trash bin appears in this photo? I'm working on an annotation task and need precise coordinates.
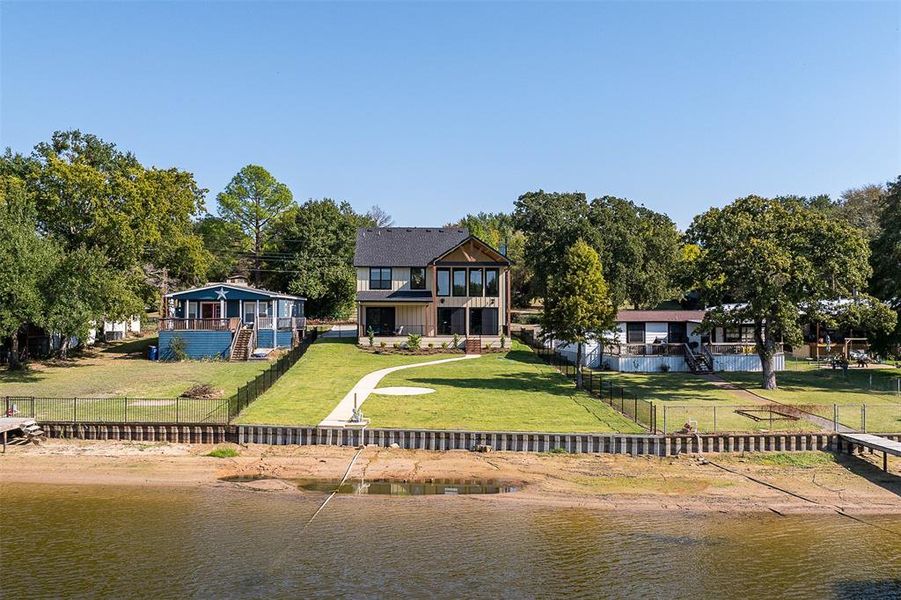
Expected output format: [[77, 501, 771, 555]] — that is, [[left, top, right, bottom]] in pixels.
[[148, 345, 159, 361]]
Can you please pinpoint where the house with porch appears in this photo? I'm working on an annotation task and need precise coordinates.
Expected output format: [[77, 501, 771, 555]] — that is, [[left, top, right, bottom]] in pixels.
[[158, 277, 306, 360], [353, 227, 511, 351], [551, 309, 785, 373]]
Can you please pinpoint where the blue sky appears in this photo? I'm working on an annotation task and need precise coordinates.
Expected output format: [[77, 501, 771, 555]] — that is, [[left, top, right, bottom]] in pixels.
[[2, 1, 898, 229]]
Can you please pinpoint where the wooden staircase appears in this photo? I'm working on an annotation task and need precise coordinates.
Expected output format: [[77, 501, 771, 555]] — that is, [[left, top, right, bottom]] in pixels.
[[230, 328, 253, 361], [684, 344, 714, 374]]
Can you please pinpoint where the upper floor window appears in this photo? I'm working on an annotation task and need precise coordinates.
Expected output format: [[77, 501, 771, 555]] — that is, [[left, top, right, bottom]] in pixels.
[[410, 267, 426, 290], [452, 269, 467, 296], [468, 268, 483, 296], [437, 268, 450, 296], [485, 269, 499, 297], [369, 267, 392, 290]]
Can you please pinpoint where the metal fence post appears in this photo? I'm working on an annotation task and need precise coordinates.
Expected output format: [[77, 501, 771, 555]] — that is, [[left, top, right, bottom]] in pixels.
[[176, 397, 180, 423], [861, 404, 866, 433], [663, 405, 667, 434], [73, 397, 77, 423], [713, 405, 717, 433], [833, 404, 838, 431]]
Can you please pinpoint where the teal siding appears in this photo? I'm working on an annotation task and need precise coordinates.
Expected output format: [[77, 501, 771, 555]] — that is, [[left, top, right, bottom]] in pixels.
[[277, 330, 293, 347], [159, 330, 232, 360]]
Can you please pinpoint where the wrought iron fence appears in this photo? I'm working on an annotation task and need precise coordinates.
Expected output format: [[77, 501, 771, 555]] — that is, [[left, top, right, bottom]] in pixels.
[[3, 395, 229, 424], [228, 329, 318, 418]]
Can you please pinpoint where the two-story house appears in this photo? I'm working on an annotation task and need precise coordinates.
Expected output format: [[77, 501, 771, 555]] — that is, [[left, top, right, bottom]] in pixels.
[[353, 227, 512, 350]]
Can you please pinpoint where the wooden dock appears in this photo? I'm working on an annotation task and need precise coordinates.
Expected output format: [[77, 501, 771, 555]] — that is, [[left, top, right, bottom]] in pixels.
[[0, 417, 44, 452], [838, 433, 901, 472]]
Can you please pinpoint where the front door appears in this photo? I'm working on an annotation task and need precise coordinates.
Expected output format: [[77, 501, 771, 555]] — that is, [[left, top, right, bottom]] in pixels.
[[668, 322, 687, 344], [200, 302, 221, 319], [366, 307, 396, 335]]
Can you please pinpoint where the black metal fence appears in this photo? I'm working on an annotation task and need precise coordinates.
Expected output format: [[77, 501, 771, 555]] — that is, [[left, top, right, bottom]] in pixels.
[[3, 395, 229, 424], [228, 329, 318, 419], [516, 332, 657, 432]]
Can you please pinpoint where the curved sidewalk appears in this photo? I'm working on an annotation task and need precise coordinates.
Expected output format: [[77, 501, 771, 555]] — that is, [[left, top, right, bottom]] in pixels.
[[319, 354, 480, 427]]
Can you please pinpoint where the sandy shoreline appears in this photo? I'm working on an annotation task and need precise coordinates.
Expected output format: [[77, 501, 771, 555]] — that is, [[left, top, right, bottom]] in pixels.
[[1, 439, 899, 515]]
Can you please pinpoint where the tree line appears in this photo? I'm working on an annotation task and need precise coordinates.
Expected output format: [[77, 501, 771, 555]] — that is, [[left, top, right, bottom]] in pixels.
[[2, 130, 898, 388]]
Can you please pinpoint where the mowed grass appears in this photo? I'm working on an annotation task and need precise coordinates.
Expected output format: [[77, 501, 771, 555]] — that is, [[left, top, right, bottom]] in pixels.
[[0, 337, 269, 398], [364, 341, 643, 433], [235, 338, 446, 425], [718, 364, 901, 432]]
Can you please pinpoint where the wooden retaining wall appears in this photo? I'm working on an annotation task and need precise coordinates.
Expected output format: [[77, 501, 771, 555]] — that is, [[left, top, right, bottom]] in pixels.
[[38, 422, 901, 456], [42, 422, 228, 444]]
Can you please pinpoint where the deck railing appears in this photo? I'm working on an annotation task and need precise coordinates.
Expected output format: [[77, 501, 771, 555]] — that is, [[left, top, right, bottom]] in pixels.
[[606, 343, 687, 357], [159, 318, 240, 332], [256, 317, 306, 330], [360, 324, 426, 337]]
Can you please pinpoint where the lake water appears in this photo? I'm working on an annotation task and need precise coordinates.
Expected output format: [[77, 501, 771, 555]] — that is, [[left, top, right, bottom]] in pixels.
[[1, 483, 899, 598]]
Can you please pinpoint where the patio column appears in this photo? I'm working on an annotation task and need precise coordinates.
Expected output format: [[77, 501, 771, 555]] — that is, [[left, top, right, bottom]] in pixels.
[[272, 300, 277, 333], [219, 298, 225, 321]]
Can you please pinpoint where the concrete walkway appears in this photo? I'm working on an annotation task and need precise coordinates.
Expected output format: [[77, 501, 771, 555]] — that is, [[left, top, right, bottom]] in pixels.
[[319, 354, 481, 427]]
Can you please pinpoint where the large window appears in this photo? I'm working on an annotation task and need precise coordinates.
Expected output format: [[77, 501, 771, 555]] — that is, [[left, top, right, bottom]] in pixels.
[[724, 325, 755, 343], [626, 322, 645, 344], [436, 268, 450, 296], [469, 308, 498, 336], [437, 307, 465, 335], [468, 268, 483, 296], [485, 269, 499, 297], [365, 307, 396, 335], [410, 267, 426, 290], [667, 322, 687, 344], [369, 267, 392, 290], [452, 269, 467, 296]]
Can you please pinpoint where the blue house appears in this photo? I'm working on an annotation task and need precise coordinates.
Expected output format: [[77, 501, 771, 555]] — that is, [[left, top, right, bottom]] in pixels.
[[158, 277, 306, 360]]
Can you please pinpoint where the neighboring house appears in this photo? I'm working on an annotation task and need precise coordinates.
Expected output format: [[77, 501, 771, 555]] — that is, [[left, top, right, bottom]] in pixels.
[[353, 227, 512, 350], [100, 316, 142, 341], [159, 276, 306, 360], [551, 309, 785, 373]]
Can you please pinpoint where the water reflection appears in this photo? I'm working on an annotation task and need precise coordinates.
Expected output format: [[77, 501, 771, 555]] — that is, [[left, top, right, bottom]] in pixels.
[[218, 474, 518, 495]]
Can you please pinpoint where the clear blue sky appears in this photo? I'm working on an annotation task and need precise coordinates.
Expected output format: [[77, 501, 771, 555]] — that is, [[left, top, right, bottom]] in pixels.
[[2, 1, 898, 229]]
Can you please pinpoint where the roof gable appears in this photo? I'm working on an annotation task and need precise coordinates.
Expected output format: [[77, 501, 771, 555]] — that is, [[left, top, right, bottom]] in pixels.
[[433, 235, 511, 265]]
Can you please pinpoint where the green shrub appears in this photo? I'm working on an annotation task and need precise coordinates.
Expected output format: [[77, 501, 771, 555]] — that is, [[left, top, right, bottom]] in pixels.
[[499, 334, 506, 349], [207, 447, 239, 458], [168, 335, 188, 361], [379, 341, 387, 349], [407, 333, 422, 350], [367, 327, 375, 347], [452, 333, 460, 348], [441, 341, 449, 350], [393, 342, 401, 350], [427, 342, 434, 349]]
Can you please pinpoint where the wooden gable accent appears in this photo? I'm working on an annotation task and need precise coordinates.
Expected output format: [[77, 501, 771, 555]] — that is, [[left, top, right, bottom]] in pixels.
[[433, 237, 508, 264]]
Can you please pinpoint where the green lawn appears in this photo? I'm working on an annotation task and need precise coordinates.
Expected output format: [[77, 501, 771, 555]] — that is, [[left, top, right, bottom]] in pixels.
[[237, 339, 642, 432], [718, 364, 901, 432], [0, 337, 269, 398], [364, 341, 643, 433], [235, 338, 447, 425]]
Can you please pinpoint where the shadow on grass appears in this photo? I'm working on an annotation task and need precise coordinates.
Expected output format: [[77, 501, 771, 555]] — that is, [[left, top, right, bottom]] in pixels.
[[0, 367, 45, 384], [101, 336, 157, 356], [726, 369, 901, 399], [399, 373, 579, 397]]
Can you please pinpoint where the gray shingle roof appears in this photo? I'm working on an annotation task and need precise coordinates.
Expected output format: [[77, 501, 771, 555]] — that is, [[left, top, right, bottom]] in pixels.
[[354, 227, 470, 267], [357, 290, 433, 302]]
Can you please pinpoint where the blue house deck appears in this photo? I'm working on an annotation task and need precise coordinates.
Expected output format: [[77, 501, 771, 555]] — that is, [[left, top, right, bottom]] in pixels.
[[159, 279, 306, 360]]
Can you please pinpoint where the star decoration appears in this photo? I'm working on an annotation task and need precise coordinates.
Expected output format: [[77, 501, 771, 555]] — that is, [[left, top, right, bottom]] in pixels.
[[215, 287, 228, 300]]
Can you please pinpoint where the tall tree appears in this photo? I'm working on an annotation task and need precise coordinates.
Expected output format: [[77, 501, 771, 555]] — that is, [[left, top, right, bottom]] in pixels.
[[836, 184, 885, 241], [43, 246, 143, 358], [366, 204, 394, 227], [194, 214, 252, 281], [870, 176, 901, 356], [588, 196, 682, 309], [217, 164, 294, 284], [0, 173, 55, 368], [267, 199, 372, 318], [687, 196, 891, 389], [30, 130, 209, 285], [513, 191, 592, 302], [541, 240, 616, 388]]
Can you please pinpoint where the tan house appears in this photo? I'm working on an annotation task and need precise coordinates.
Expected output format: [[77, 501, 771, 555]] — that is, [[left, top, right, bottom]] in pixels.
[[354, 227, 512, 349]]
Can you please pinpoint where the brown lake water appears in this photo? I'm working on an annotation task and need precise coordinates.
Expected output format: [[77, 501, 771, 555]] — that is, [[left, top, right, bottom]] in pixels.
[[1, 483, 899, 599]]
